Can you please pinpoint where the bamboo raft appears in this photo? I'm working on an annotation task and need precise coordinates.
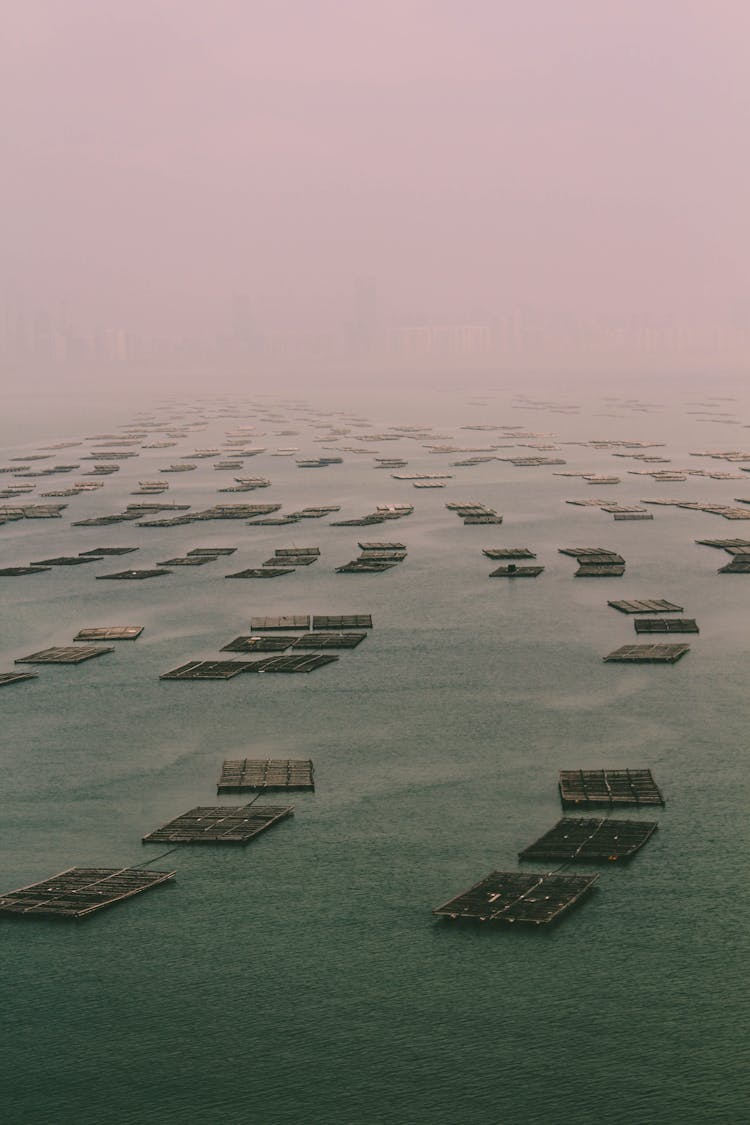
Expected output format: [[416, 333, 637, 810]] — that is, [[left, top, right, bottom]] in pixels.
[[559, 769, 664, 807], [0, 671, 38, 687], [217, 759, 314, 793], [634, 619, 698, 634], [221, 636, 295, 653], [489, 565, 544, 577], [518, 818, 658, 863], [143, 805, 293, 845], [608, 598, 684, 614], [0, 866, 175, 920], [603, 643, 689, 663], [96, 569, 172, 580], [433, 871, 598, 926], [74, 626, 144, 641], [16, 646, 115, 665]]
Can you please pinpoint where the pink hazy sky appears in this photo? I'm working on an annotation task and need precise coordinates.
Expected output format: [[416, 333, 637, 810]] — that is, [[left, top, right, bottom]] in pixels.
[[2, 1, 749, 356]]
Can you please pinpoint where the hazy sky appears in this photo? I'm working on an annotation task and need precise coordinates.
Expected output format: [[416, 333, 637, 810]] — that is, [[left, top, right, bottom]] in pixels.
[[3, 1, 749, 354]]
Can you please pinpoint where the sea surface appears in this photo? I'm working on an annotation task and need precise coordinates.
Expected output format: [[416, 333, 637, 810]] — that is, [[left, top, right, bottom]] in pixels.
[[1, 372, 749, 1125]]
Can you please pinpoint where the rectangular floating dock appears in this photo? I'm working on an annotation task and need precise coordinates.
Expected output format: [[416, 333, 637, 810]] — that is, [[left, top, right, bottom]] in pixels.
[[161, 660, 252, 680], [607, 599, 684, 614], [483, 548, 537, 559], [293, 632, 366, 648], [156, 556, 217, 566], [336, 560, 396, 572], [0, 566, 51, 576], [30, 556, 101, 566], [221, 636, 295, 653], [559, 769, 665, 808], [718, 558, 750, 573], [217, 759, 314, 792], [433, 871, 598, 926], [0, 866, 175, 920], [187, 547, 237, 556], [74, 626, 144, 641], [226, 567, 296, 578], [604, 643, 689, 663], [634, 618, 698, 633], [313, 614, 372, 629], [243, 653, 339, 673], [489, 565, 544, 577], [357, 541, 405, 551], [250, 615, 311, 630], [0, 671, 38, 686], [16, 645, 115, 665], [143, 804, 293, 845], [96, 569, 171, 580], [263, 555, 317, 566], [519, 817, 658, 863], [576, 563, 625, 576], [273, 547, 320, 557]]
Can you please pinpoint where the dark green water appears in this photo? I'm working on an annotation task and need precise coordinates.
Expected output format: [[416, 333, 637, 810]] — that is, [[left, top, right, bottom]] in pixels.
[[2, 378, 749, 1124]]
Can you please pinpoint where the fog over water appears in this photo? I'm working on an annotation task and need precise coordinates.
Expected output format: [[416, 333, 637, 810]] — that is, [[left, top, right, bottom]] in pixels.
[[3, 1, 749, 382]]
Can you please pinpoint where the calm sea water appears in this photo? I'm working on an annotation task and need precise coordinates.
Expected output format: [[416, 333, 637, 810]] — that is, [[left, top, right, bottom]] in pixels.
[[2, 373, 749, 1125]]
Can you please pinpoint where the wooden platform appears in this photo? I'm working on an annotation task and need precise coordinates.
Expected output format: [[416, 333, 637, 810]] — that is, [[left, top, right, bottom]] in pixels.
[[16, 646, 115, 665], [433, 871, 598, 926], [243, 653, 339, 673], [519, 818, 658, 863], [157, 555, 219, 567], [217, 759, 314, 793], [143, 804, 293, 845], [313, 614, 372, 629], [293, 632, 366, 648], [250, 615, 311, 630], [0, 671, 38, 686], [357, 541, 405, 551], [336, 560, 396, 573], [263, 554, 318, 566], [604, 643, 689, 663], [718, 557, 750, 573], [577, 563, 625, 576], [187, 547, 237, 556], [225, 567, 296, 578], [0, 566, 51, 576], [483, 548, 536, 559], [489, 565, 544, 577], [634, 618, 698, 633], [96, 569, 171, 580], [30, 556, 101, 566], [221, 636, 294, 653], [74, 626, 144, 641], [607, 599, 684, 614], [160, 661, 251, 680], [559, 769, 664, 808], [0, 866, 175, 920]]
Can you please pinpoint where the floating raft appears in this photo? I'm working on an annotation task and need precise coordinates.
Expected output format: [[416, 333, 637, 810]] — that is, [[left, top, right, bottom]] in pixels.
[[0, 671, 38, 687], [695, 538, 750, 549], [187, 547, 237, 556], [634, 618, 698, 634], [79, 549, 141, 558], [217, 759, 314, 793], [74, 626, 144, 641], [483, 548, 536, 559], [243, 653, 338, 673], [96, 569, 171, 580], [273, 547, 320, 557], [336, 560, 396, 573], [157, 555, 218, 566], [30, 556, 101, 566], [143, 805, 293, 845], [16, 645, 115, 665], [161, 660, 251, 680], [559, 769, 665, 808], [225, 567, 295, 578], [519, 818, 658, 863], [358, 540, 406, 551], [263, 554, 317, 567], [607, 598, 684, 614], [433, 871, 598, 926], [250, 615, 311, 630], [293, 632, 365, 648], [718, 557, 750, 573], [604, 643, 689, 663], [489, 565, 544, 577], [613, 512, 654, 520], [313, 614, 372, 629], [0, 866, 175, 920], [0, 566, 51, 576], [221, 635, 294, 653]]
